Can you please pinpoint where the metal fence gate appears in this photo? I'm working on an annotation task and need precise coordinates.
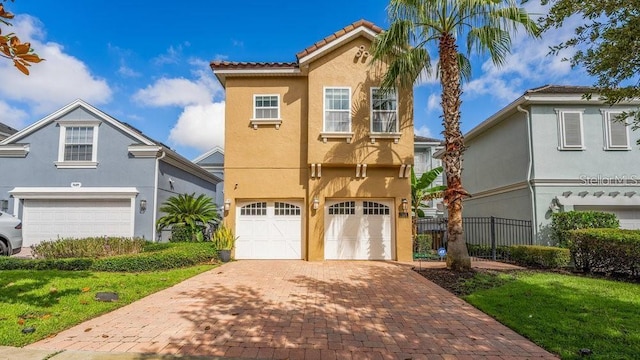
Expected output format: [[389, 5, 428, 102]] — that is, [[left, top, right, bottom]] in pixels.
[[414, 216, 533, 261]]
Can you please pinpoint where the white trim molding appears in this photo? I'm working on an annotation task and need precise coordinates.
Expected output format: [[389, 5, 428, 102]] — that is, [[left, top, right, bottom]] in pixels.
[[0, 144, 29, 157], [298, 27, 378, 66], [323, 86, 352, 134], [369, 133, 402, 144], [601, 109, 632, 150], [556, 194, 640, 207], [9, 187, 139, 200], [320, 132, 354, 143], [128, 145, 162, 158], [555, 108, 585, 150]]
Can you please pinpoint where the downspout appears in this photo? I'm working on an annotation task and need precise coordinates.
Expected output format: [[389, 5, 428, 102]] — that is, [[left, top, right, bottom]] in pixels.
[[152, 150, 166, 242], [517, 105, 537, 243]]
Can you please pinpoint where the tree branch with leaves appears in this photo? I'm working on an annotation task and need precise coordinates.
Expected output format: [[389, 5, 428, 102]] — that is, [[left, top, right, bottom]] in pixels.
[[0, 0, 43, 75]]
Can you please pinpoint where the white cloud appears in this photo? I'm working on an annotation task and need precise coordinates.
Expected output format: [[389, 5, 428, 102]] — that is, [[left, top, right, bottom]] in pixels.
[[415, 125, 435, 139], [133, 77, 216, 107], [427, 93, 440, 112], [0, 15, 112, 114], [168, 102, 225, 151], [0, 101, 29, 129], [463, 3, 588, 102], [117, 65, 141, 78]]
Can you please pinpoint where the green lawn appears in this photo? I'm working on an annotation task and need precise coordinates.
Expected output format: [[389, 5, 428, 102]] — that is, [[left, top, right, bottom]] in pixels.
[[464, 272, 640, 360], [0, 265, 214, 347]]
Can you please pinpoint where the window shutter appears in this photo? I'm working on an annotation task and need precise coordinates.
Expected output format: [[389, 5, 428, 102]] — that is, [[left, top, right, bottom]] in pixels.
[[563, 112, 582, 147], [608, 113, 629, 147]]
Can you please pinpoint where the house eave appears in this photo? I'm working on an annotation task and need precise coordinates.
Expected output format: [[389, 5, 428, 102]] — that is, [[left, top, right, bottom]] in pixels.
[[298, 27, 379, 66], [0, 143, 29, 157], [161, 150, 222, 184]]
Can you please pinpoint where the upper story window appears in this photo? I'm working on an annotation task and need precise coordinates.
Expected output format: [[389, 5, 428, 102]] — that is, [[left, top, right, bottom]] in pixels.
[[323, 87, 351, 133], [556, 109, 584, 150], [602, 110, 631, 150], [371, 88, 398, 133], [254, 95, 279, 119], [250, 95, 282, 130], [55, 121, 100, 168]]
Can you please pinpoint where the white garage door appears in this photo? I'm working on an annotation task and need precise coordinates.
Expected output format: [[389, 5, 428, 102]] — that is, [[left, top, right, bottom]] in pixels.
[[23, 199, 133, 247], [574, 206, 640, 230], [235, 200, 302, 259], [324, 199, 393, 260]]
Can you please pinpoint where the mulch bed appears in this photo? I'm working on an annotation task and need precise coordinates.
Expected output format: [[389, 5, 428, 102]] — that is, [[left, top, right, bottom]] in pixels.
[[414, 267, 486, 296]]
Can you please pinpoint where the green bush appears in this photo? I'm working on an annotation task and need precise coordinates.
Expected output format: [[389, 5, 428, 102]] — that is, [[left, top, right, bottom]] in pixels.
[[413, 234, 433, 254], [569, 228, 640, 276], [211, 224, 237, 250], [0, 243, 217, 272], [170, 224, 207, 242], [32, 237, 147, 259], [551, 211, 619, 247], [509, 245, 570, 269]]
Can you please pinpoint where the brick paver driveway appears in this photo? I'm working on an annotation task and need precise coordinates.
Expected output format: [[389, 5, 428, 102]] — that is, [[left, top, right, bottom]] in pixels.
[[29, 261, 556, 359]]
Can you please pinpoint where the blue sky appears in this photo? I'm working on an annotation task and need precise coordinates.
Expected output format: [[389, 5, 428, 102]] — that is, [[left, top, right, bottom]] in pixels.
[[2, 0, 591, 160]]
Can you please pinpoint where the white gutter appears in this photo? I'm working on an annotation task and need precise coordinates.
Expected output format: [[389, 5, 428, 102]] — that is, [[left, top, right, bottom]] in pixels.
[[152, 150, 166, 242], [517, 105, 538, 241]]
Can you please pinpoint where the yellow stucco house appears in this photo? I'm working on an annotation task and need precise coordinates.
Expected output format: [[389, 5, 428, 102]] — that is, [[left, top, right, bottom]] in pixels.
[[210, 20, 414, 261]]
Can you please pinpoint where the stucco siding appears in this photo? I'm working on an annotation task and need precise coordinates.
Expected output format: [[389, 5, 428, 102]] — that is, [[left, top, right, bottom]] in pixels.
[[463, 111, 529, 195], [462, 188, 532, 221]]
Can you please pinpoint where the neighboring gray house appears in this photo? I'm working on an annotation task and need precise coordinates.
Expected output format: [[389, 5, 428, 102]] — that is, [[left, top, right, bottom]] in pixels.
[[0, 122, 18, 141], [461, 85, 640, 243], [193, 147, 224, 208], [414, 135, 445, 218], [0, 99, 221, 247]]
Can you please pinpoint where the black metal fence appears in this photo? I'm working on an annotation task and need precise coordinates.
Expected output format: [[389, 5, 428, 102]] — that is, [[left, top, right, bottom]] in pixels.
[[414, 216, 533, 261]]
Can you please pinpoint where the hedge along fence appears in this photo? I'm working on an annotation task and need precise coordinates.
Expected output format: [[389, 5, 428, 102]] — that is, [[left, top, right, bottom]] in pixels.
[[32, 237, 147, 259], [0, 242, 218, 272], [509, 245, 571, 269], [551, 211, 619, 247], [569, 228, 640, 276]]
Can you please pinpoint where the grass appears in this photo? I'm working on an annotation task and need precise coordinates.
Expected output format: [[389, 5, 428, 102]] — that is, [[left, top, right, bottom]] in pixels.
[[0, 265, 214, 347], [463, 272, 640, 359]]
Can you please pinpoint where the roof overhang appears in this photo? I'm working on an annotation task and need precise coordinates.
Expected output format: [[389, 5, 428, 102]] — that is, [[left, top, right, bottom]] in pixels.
[[211, 66, 302, 87], [298, 26, 379, 66], [0, 143, 29, 157]]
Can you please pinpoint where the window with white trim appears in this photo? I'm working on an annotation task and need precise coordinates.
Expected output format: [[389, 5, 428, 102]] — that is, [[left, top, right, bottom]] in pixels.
[[556, 110, 584, 150], [371, 88, 398, 133], [253, 95, 279, 119], [56, 121, 100, 168], [275, 202, 301, 216], [602, 110, 631, 150], [328, 201, 355, 215], [324, 87, 351, 132], [240, 202, 267, 216]]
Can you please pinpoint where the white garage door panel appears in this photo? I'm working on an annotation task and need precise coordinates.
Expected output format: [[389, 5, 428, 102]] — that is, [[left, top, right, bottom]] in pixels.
[[574, 206, 640, 230], [23, 199, 133, 246], [325, 200, 393, 260], [235, 201, 302, 259]]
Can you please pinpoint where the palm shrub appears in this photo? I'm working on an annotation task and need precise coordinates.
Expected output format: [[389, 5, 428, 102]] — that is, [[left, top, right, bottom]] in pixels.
[[156, 193, 219, 242], [370, 0, 539, 271]]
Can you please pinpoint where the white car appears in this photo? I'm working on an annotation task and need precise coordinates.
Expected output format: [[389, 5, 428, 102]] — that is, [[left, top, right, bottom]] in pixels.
[[0, 211, 22, 256]]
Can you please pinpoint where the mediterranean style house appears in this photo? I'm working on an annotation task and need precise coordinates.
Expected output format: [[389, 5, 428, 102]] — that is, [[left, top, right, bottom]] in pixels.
[[210, 20, 414, 261], [461, 85, 640, 243], [0, 100, 220, 247]]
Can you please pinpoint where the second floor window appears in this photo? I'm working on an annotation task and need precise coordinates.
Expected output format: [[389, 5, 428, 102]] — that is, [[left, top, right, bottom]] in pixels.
[[55, 121, 100, 168], [254, 95, 279, 119], [556, 110, 584, 150], [602, 110, 631, 150], [371, 88, 398, 132], [324, 87, 351, 132]]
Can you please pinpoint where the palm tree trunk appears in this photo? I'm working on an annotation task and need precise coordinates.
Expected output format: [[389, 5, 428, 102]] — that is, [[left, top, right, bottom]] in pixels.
[[439, 34, 471, 271]]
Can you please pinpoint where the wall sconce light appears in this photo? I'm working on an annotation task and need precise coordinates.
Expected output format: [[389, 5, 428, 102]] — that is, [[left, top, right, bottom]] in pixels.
[[312, 197, 320, 210], [224, 199, 231, 211], [139, 199, 147, 214], [549, 200, 560, 213], [401, 198, 408, 212]]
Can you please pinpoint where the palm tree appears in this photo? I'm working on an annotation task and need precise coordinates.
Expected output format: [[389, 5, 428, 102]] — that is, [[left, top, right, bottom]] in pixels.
[[156, 193, 219, 241], [371, 0, 539, 270]]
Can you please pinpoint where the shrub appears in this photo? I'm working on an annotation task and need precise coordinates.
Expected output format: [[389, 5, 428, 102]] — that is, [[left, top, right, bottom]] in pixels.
[[568, 228, 640, 276], [32, 237, 147, 259], [509, 245, 570, 269], [210, 224, 237, 250], [0, 243, 217, 272], [413, 234, 433, 254], [551, 211, 619, 247]]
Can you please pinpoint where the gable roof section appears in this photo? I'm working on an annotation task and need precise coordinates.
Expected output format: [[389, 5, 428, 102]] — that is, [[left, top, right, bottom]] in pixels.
[[0, 99, 156, 146], [414, 135, 443, 144], [465, 84, 640, 142], [0, 122, 18, 138], [193, 146, 224, 164], [210, 19, 382, 86]]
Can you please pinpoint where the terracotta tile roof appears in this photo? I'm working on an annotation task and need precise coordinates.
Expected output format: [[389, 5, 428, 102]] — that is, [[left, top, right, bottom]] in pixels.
[[210, 61, 298, 70], [296, 19, 383, 60], [526, 84, 596, 94]]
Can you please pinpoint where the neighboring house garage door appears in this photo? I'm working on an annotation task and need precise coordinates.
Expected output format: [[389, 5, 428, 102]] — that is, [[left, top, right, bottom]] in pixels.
[[324, 199, 393, 260], [22, 199, 133, 247], [574, 205, 640, 230], [235, 200, 302, 259]]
